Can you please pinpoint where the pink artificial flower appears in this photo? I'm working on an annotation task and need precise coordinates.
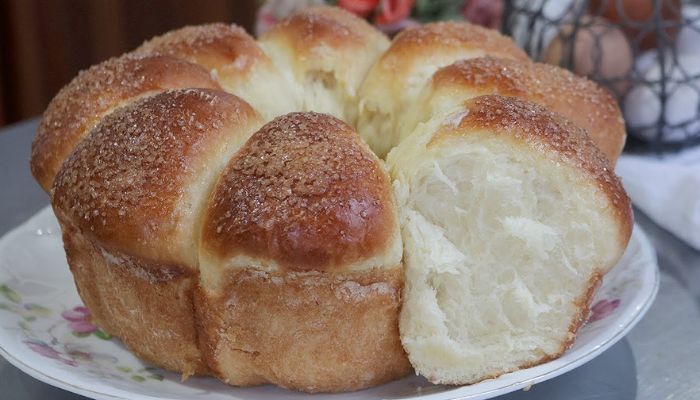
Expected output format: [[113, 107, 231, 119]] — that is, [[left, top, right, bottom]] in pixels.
[[375, 0, 414, 26], [589, 298, 621, 322], [257, 12, 279, 36], [61, 306, 97, 334], [461, 0, 504, 29], [338, 0, 380, 17], [375, 17, 419, 35], [255, 0, 326, 36]]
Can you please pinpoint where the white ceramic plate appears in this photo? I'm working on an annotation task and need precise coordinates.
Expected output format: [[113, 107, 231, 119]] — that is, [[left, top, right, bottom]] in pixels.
[[0, 207, 659, 400]]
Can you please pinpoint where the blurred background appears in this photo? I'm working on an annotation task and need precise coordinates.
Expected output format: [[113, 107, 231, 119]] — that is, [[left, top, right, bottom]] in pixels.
[[0, 0, 257, 127]]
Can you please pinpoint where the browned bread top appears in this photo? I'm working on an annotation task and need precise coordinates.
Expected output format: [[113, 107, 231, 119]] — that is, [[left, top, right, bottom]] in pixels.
[[380, 22, 528, 67], [52, 89, 262, 267], [260, 6, 388, 58], [202, 112, 399, 272], [31, 55, 220, 192], [134, 23, 267, 74], [430, 94, 633, 250], [430, 57, 625, 164]]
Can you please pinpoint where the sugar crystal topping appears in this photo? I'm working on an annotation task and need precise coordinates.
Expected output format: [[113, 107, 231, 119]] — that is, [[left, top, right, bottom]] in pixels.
[[52, 89, 254, 251], [206, 112, 393, 270]]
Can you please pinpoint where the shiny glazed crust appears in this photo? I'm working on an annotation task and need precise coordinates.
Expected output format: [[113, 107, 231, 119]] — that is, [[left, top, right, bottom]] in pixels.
[[201, 112, 400, 272], [52, 89, 262, 266], [30, 55, 220, 192]]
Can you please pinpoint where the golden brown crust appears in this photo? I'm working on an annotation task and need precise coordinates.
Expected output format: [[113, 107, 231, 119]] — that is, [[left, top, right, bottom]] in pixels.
[[259, 6, 387, 58], [134, 23, 267, 74], [34, 11, 637, 392], [384, 21, 527, 63], [52, 89, 261, 267], [59, 220, 207, 376], [431, 57, 626, 164], [202, 112, 397, 272], [195, 266, 411, 392], [430, 95, 633, 249], [31, 55, 220, 192]]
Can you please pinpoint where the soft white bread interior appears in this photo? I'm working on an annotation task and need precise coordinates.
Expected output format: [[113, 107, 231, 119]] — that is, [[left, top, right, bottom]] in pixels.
[[357, 22, 528, 158], [399, 57, 626, 165], [197, 112, 409, 392], [135, 23, 301, 120], [389, 95, 632, 384], [258, 7, 389, 125]]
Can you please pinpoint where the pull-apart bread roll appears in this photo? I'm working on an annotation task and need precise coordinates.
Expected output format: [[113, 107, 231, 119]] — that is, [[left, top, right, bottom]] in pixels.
[[135, 23, 300, 120], [400, 57, 626, 165], [358, 22, 528, 158], [32, 4, 635, 393], [258, 7, 389, 125], [31, 54, 221, 192], [389, 95, 632, 384], [198, 112, 409, 392], [51, 89, 264, 376]]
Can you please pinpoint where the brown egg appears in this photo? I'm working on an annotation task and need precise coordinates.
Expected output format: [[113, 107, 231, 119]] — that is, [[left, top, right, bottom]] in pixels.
[[543, 16, 633, 97], [589, 0, 682, 50]]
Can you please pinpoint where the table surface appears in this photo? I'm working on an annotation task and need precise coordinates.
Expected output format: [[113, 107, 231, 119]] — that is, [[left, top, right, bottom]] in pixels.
[[1, 119, 699, 400]]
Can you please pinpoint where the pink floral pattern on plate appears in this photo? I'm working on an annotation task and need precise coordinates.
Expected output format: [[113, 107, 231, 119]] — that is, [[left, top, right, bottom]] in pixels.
[[0, 283, 163, 383], [0, 207, 659, 400], [589, 299, 622, 323]]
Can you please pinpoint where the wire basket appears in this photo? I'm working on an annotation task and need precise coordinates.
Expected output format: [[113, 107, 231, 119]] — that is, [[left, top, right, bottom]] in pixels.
[[502, 0, 700, 152]]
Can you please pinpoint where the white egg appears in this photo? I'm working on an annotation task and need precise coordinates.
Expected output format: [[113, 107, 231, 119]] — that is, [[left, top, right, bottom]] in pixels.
[[624, 85, 661, 140], [676, 5, 700, 55], [507, 0, 576, 59], [625, 53, 700, 142]]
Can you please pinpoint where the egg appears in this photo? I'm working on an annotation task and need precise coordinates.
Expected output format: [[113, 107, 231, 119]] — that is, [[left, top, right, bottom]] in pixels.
[[625, 53, 700, 142], [589, 0, 682, 50], [543, 16, 633, 97], [506, 0, 576, 58], [676, 4, 700, 55]]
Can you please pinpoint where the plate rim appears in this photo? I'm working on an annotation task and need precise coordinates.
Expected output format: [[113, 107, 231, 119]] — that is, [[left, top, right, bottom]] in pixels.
[[0, 207, 660, 400]]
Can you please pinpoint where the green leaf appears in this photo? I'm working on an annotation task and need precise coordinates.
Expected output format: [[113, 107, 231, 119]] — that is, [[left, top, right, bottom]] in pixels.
[[116, 366, 132, 373], [18, 321, 30, 331], [0, 285, 21, 304], [131, 375, 146, 383], [23, 316, 36, 322], [93, 329, 112, 340], [0, 302, 18, 313], [25, 303, 51, 317], [148, 373, 164, 381], [72, 331, 91, 338]]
